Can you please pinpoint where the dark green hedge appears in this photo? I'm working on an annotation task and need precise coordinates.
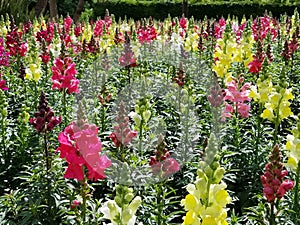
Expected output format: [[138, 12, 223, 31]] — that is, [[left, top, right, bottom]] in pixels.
[[92, 2, 299, 20]]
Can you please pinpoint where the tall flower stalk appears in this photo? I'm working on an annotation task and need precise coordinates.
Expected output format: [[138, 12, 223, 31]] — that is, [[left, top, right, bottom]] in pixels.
[[285, 116, 300, 213], [56, 102, 111, 223], [261, 144, 294, 225], [181, 133, 231, 225], [149, 134, 180, 225], [30, 91, 62, 171]]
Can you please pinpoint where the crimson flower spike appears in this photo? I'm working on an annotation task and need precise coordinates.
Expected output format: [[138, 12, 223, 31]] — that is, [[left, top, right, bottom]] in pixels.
[[30, 91, 62, 133]]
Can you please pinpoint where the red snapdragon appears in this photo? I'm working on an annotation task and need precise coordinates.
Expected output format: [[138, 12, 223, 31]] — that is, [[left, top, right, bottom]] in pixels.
[[30, 91, 62, 133], [51, 57, 80, 94]]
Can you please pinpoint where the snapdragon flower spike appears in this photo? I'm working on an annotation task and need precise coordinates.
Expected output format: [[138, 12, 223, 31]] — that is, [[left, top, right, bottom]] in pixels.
[[137, 21, 157, 44], [0, 74, 8, 91], [109, 101, 137, 148], [149, 135, 180, 178], [214, 17, 226, 39], [261, 144, 294, 202], [0, 37, 10, 67], [207, 76, 224, 108], [30, 91, 62, 133], [51, 57, 80, 94], [119, 33, 137, 68], [173, 63, 186, 87], [222, 77, 251, 119], [57, 119, 111, 181], [5, 27, 28, 57]]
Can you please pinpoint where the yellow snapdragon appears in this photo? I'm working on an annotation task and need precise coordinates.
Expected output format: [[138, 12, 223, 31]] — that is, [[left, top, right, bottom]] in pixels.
[[285, 119, 300, 171], [184, 32, 199, 52], [213, 33, 253, 82], [181, 134, 231, 225], [261, 86, 293, 122]]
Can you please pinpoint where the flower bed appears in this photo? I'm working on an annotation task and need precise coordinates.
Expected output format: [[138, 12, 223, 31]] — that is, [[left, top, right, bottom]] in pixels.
[[0, 10, 300, 224]]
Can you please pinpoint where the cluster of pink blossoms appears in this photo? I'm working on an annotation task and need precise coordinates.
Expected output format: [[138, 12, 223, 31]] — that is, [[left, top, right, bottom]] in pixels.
[[109, 102, 137, 148], [149, 136, 180, 178], [57, 121, 111, 181], [222, 77, 251, 120], [261, 145, 294, 203], [51, 57, 80, 94], [251, 16, 278, 41], [0, 38, 9, 91], [119, 34, 137, 68], [137, 25, 157, 44]]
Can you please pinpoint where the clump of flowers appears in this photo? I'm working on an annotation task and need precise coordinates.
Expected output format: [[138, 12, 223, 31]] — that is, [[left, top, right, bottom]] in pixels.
[[173, 63, 186, 87], [222, 77, 251, 120], [181, 134, 231, 225], [261, 144, 294, 202], [213, 30, 253, 82], [260, 85, 293, 123], [0, 74, 8, 91], [285, 117, 300, 171], [119, 32, 137, 68], [149, 134, 180, 178], [136, 20, 157, 44], [0, 37, 9, 67], [101, 184, 142, 225], [51, 57, 80, 94], [5, 27, 28, 57], [30, 91, 62, 133], [109, 101, 137, 148], [56, 103, 111, 181]]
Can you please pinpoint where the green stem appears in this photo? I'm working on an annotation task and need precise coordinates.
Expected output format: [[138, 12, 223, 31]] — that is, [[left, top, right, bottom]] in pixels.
[[293, 161, 300, 213], [44, 131, 50, 172], [138, 117, 144, 153], [101, 106, 106, 133], [269, 201, 275, 225], [273, 116, 280, 147], [234, 107, 240, 148], [63, 89, 67, 127], [80, 178, 87, 224], [156, 182, 164, 225], [1, 113, 5, 158], [255, 104, 262, 164]]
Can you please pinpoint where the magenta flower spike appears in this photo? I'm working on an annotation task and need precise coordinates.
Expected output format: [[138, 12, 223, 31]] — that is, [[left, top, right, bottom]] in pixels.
[[261, 144, 294, 203]]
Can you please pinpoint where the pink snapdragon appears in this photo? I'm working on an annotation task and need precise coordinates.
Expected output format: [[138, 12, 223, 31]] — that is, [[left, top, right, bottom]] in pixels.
[[137, 25, 157, 44], [261, 144, 294, 202], [119, 33, 137, 68], [0, 38, 10, 67], [149, 135, 180, 178], [214, 17, 226, 39], [252, 16, 278, 41], [57, 121, 111, 181], [109, 101, 137, 148], [51, 57, 80, 94], [0, 74, 8, 91], [222, 77, 251, 120]]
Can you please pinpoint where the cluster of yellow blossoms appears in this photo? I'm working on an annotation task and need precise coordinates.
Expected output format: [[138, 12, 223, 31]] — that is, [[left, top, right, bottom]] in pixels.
[[181, 134, 231, 225], [286, 118, 300, 171], [250, 77, 294, 122], [213, 31, 253, 82]]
